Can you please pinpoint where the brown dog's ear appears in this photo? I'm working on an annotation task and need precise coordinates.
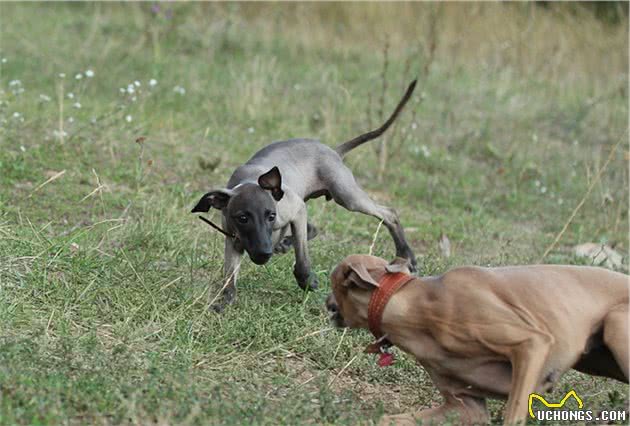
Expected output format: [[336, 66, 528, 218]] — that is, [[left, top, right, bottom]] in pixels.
[[258, 166, 284, 201], [191, 189, 234, 212], [346, 263, 379, 290], [385, 257, 411, 274]]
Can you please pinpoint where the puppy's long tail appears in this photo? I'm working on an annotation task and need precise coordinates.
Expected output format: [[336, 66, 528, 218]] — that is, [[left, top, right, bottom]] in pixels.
[[334, 79, 417, 158]]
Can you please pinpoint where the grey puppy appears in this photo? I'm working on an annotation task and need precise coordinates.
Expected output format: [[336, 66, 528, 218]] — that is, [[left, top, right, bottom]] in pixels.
[[192, 80, 418, 311]]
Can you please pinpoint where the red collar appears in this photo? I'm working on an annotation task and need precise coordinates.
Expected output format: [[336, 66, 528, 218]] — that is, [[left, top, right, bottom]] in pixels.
[[367, 272, 416, 340]]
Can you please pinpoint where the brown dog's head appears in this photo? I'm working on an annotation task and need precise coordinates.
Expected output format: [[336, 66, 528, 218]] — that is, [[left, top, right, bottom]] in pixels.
[[326, 255, 411, 329]]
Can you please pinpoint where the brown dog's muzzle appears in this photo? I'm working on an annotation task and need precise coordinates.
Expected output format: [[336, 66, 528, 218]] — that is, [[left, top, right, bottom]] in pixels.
[[326, 293, 346, 328]]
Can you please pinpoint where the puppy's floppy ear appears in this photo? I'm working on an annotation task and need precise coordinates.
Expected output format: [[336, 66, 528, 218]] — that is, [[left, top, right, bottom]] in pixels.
[[346, 263, 379, 290], [191, 189, 234, 212], [258, 166, 284, 201], [385, 257, 411, 274]]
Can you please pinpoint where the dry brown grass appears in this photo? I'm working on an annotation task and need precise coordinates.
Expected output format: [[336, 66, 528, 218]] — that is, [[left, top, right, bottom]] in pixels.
[[207, 2, 628, 90]]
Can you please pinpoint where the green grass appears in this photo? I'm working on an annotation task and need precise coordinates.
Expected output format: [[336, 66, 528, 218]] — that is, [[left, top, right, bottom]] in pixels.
[[0, 3, 628, 425]]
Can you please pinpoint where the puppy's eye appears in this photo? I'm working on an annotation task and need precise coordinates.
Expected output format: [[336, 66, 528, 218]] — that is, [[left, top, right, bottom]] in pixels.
[[237, 215, 248, 224], [268, 213, 276, 222]]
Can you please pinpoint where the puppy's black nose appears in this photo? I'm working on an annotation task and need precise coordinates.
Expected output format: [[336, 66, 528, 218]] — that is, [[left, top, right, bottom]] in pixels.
[[251, 251, 272, 265]]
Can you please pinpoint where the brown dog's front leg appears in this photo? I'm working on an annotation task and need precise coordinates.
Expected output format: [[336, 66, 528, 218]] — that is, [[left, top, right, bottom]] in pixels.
[[503, 334, 553, 425]]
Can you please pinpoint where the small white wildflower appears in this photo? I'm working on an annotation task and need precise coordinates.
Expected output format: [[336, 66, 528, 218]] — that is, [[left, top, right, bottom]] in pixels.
[[134, 80, 141, 87], [125, 114, 132, 123], [534, 180, 541, 188], [20, 145, 26, 152], [8, 80, 24, 95], [68, 117, 74, 123], [67, 92, 75, 99], [420, 145, 431, 158], [53, 129, 68, 139], [149, 79, 157, 87], [173, 85, 186, 95], [557, 198, 564, 205], [58, 73, 66, 78], [75, 73, 83, 80], [119, 87, 126, 94], [131, 96, 137, 102], [411, 122, 418, 130], [73, 102, 81, 109], [12, 112, 21, 118], [1, 58, 7, 64], [540, 186, 547, 194], [247, 127, 255, 134], [127, 84, 135, 94], [85, 69, 94, 78], [39, 94, 52, 102]]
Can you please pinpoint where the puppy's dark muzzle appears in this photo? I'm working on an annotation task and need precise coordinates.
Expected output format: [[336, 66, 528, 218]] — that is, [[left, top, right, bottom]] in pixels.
[[326, 293, 346, 328], [250, 251, 272, 265]]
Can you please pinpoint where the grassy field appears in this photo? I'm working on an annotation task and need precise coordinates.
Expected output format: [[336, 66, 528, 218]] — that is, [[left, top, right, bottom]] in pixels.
[[0, 2, 628, 425]]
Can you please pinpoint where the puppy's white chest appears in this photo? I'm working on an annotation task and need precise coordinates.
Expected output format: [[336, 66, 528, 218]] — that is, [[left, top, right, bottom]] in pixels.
[[274, 191, 304, 227]]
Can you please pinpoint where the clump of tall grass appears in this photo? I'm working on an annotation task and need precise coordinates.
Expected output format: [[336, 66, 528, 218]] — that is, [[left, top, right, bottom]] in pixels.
[[199, 2, 627, 91]]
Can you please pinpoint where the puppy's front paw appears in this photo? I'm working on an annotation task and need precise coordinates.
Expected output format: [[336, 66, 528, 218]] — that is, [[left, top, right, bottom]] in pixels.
[[295, 271, 318, 291], [210, 288, 236, 313], [306, 273, 318, 291], [211, 301, 227, 313]]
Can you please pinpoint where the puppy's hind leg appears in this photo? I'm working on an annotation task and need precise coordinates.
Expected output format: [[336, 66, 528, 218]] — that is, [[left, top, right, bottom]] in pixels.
[[327, 167, 417, 272], [603, 304, 629, 381]]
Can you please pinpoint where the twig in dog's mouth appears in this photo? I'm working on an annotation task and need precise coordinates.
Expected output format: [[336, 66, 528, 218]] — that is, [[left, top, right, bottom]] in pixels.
[[197, 215, 235, 239]]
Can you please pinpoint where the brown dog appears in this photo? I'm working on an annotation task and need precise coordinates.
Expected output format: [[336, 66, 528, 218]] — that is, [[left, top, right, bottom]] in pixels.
[[326, 254, 629, 425]]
